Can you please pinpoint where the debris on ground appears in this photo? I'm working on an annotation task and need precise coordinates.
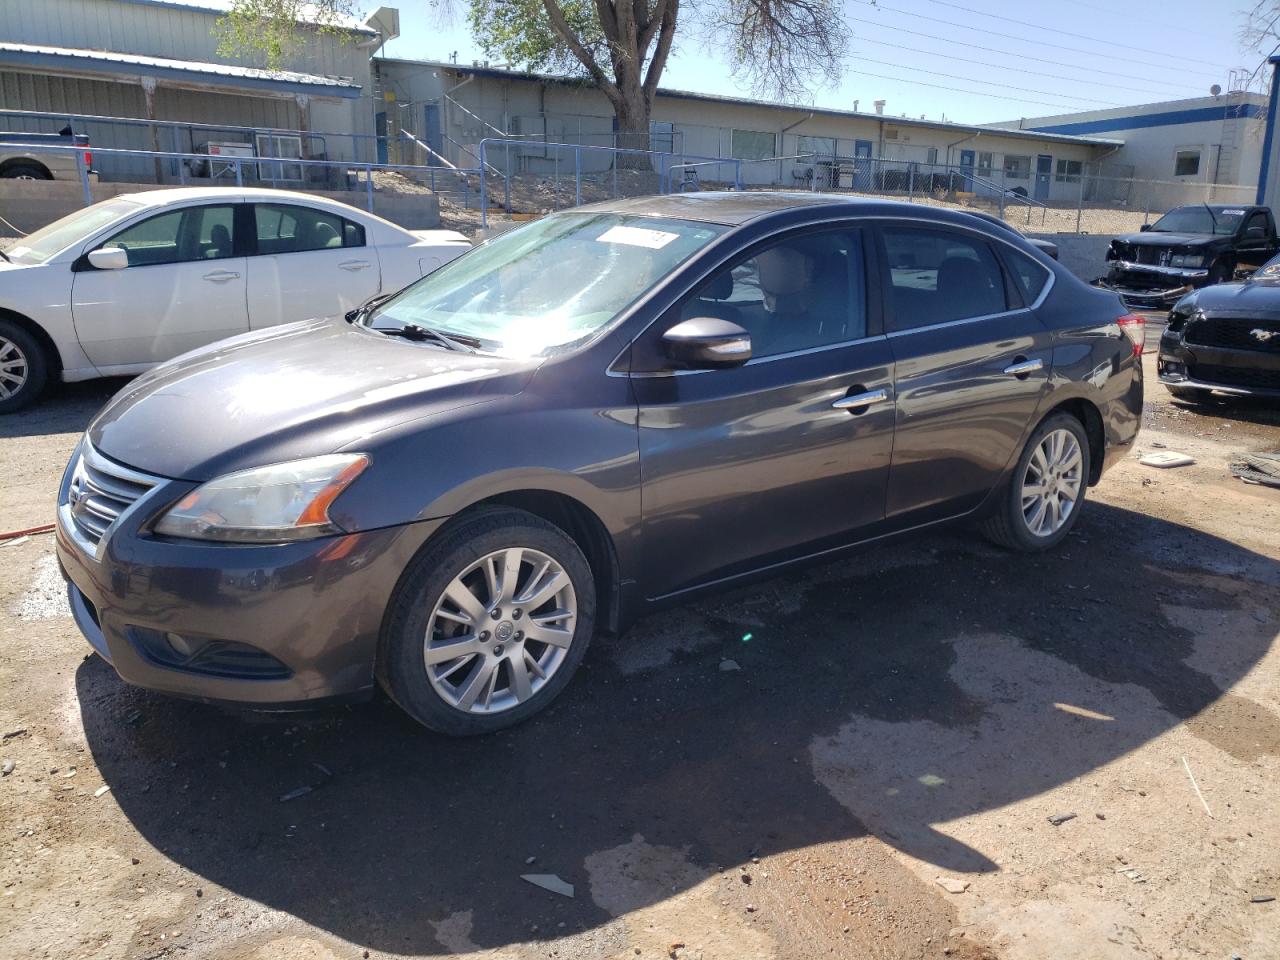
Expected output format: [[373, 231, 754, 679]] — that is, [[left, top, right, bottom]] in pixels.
[[1230, 451, 1280, 488], [0, 535, 29, 547], [93, 785, 110, 798], [1182, 756, 1214, 819], [668, 942, 685, 958], [1047, 812, 1078, 826], [278, 785, 313, 803], [935, 877, 970, 894], [1118, 867, 1147, 883], [718, 659, 741, 672], [1, 760, 13, 776], [1, 728, 26, 741], [1250, 895, 1275, 904], [520, 873, 575, 898], [1140, 451, 1196, 468]]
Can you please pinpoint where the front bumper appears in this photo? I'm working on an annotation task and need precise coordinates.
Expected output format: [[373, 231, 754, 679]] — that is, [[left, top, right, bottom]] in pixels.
[[1097, 261, 1211, 309], [56, 474, 445, 708], [1158, 332, 1280, 398]]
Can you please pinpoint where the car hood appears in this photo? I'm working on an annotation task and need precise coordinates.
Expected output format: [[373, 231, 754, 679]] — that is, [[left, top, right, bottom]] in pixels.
[[1115, 232, 1219, 249], [89, 318, 538, 481], [1187, 278, 1280, 317]]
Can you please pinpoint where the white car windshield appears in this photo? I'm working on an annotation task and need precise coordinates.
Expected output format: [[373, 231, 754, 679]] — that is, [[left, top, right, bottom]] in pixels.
[[367, 212, 726, 357], [4, 198, 143, 264]]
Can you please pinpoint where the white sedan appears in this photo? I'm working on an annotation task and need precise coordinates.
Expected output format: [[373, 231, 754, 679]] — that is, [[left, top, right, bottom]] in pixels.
[[0, 187, 471, 411]]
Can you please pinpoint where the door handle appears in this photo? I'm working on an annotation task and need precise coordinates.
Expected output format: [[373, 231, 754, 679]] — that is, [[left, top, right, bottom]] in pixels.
[[202, 270, 240, 282], [1003, 357, 1044, 378], [832, 388, 889, 412], [339, 260, 372, 271]]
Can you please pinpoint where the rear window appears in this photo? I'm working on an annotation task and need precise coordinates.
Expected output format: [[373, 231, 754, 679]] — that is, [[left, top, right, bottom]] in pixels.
[[1003, 246, 1051, 303], [881, 227, 1008, 331]]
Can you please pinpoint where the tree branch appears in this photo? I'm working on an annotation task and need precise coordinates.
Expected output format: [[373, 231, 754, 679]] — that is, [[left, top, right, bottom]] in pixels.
[[642, 0, 677, 100], [542, 0, 621, 102]]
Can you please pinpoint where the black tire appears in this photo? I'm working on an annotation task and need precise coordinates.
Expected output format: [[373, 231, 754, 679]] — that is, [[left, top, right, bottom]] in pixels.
[[1168, 385, 1213, 404], [1, 163, 52, 180], [0, 318, 49, 414], [377, 507, 596, 736], [982, 412, 1092, 553]]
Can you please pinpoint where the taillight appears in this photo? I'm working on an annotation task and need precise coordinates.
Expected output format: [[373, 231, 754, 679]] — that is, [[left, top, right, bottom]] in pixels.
[[1116, 313, 1145, 356], [83, 150, 92, 168]]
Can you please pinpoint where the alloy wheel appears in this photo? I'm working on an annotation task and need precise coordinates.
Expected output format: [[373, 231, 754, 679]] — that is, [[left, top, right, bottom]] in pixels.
[[1020, 428, 1083, 537], [423, 547, 577, 715], [0, 337, 29, 400]]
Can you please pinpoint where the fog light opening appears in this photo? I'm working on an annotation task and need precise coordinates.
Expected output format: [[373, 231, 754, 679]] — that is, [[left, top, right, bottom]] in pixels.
[[166, 632, 204, 658]]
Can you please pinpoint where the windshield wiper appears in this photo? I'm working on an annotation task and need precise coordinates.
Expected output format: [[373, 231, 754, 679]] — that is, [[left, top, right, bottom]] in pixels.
[[384, 320, 481, 353], [1204, 203, 1219, 233]]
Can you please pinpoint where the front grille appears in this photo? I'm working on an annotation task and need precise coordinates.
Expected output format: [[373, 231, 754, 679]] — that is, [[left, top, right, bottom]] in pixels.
[[1187, 318, 1280, 353], [1189, 363, 1280, 390], [63, 444, 163, 554]]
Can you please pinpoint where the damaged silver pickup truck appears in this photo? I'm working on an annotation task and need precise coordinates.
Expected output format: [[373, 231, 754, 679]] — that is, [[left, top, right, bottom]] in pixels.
[[1097, 204, 1279, 310]]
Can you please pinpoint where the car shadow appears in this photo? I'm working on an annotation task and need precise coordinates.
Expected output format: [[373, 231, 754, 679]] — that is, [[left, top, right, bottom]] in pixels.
[[1166, 394, 1280, 429], [77, 501, 1280, 953], [0, 379, 127, 439]]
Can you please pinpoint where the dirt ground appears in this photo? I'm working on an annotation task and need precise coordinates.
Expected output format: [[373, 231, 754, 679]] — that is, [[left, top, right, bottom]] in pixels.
[[2, 331, 1279, 960]]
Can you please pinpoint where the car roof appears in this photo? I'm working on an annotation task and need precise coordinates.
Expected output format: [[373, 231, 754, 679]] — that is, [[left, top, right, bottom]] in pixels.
[[114, 186, 381, 216], [570, 190, 1016, 230]]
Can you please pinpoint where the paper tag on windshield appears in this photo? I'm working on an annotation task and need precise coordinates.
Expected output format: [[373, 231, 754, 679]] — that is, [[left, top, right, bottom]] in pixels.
[[596, 225, 679, 249], [1223, 209, 1246, 215]]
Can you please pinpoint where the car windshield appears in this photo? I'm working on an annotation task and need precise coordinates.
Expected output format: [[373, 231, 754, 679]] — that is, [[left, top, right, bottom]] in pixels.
[[367, 212, 726, 356], [1148, 206, 1244, 236], [1254, 252, 1280, 280], [3, 198, 143, 264]]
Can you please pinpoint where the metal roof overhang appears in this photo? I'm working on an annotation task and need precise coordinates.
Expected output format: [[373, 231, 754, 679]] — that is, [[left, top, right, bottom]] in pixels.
[[0, 43, 361, 100]]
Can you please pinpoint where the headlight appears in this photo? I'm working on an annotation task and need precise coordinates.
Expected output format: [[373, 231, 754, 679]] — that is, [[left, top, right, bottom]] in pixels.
[[153, 454, 369, 543], [1171, 254, 1204, 268]]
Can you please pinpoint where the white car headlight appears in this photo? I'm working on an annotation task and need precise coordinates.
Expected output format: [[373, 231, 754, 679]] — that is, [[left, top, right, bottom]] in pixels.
[[1171, 254, 1204, 268], [153, 454, 369, 543]]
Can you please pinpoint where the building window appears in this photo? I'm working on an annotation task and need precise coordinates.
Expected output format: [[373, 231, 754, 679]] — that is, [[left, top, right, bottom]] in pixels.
[[731, 129, 776, 161], [1003, 155, 1030, 180], [926, 147, 939, 165], [796, 135, 836, 160], [977, 152, 993, 178], [1055, 159, 1083, 183], [1174, 149, 1201, 177]]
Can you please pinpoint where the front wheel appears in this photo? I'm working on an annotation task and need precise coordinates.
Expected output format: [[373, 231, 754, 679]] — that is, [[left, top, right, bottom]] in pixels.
[[378, 507, 596, 735], [982, 413, 1092, 552], [0, 319, 49, 414]]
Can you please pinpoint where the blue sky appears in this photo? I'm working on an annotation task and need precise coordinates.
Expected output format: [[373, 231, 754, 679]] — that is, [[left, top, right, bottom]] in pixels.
[[379, 0, 1264, 122]]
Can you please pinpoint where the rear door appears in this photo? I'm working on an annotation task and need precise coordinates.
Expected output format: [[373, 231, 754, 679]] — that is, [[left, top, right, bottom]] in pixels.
[[245, 202, 381, 328], [632, 226, 896, 599], [70, 202, 248, 368], [875, 222, 1053, 524]]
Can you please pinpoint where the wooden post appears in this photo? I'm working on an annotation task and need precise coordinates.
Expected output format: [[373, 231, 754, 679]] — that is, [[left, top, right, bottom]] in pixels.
[[141, 77, 162, 183]]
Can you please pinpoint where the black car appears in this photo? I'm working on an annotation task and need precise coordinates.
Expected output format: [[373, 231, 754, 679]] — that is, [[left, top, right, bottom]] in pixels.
[[1101, 204, 1280, 309], [57, 193, 1144, 735], [1159, 252, 1280, 400]]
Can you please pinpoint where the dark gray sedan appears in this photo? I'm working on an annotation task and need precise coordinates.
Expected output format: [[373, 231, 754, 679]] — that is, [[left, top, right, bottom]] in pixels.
[[57, 193, 1144, 735]]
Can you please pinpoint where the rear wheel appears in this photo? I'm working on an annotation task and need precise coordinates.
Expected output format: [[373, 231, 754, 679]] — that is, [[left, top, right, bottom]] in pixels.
[[378, 507, 596, 735], [982, 413, 1091, 552], [0, 319, 49, 414], [0, 163, 51, 180]]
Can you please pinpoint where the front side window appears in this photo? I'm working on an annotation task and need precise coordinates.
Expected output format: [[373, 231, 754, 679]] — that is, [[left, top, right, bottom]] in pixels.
[[1003, 155, 1030, 180], [1245, 211, 1269, 235], [103, 204, 238, 267], [254, 203, 364, 254], [368, 212, 725, 357], [731, 129, 776, 161], [881, 227, 1007, 331], [1174, 149, 1201, 177], [680, 230, 867, 359]]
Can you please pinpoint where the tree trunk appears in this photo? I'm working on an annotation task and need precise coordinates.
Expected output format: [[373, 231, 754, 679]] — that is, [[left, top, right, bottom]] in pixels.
[[613, 89, 653, 171]]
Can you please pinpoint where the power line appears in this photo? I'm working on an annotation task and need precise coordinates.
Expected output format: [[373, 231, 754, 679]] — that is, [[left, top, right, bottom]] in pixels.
[[842, 68, 1125, 113], [849, 1, 1229, 80], [853, 34, 1204, 100], [912, 0, 1237, 69], [845, 14, 1209, 93], [853, 56, 1123, 106]]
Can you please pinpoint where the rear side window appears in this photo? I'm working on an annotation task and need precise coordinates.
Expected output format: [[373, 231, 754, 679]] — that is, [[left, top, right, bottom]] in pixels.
[[881, 227, 1007, 331], [1003, 246, 1051, 303], [253, 203, 365, 255]]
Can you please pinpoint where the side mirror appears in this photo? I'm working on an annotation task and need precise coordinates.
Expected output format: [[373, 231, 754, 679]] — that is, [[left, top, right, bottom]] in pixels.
[[87, 247, 129, 270], [1139, 224, 1152, 232], [661, 317, 752, 369]]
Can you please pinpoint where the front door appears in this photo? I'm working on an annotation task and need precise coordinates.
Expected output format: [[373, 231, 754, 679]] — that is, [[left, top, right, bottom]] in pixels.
[[71, 202, 249, 369], [245, 201, 381, 328], [1034, 154, 1052, 201], [875, 223, 1051, 523], [632, 227, 896, 599], [959, 148, 976, 186], [853, 140, 874, 192], [424, 104, 443, 165]]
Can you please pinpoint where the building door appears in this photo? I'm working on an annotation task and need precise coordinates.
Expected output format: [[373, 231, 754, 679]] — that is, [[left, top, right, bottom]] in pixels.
[[853, 139, 873, 192], [423, 104, 443, 165], [959, 148, 976, 186], [374, 111, 389, 165], [1034, 154, 1052, 201]]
